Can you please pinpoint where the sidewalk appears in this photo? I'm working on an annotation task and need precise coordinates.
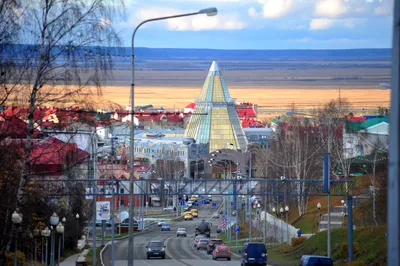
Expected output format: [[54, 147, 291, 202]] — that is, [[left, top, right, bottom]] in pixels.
[[60, 253, 80, 266]]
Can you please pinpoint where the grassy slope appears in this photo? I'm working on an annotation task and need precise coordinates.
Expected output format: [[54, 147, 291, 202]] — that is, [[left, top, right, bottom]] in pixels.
[[268, 225, 387, 266]]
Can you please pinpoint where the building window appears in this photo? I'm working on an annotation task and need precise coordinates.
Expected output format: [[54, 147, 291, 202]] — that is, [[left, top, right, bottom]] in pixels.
[[120, 188, 124, 194]]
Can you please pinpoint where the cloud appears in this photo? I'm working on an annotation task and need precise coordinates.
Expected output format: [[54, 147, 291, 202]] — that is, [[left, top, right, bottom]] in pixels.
[[309, 18, 333, 30], [249, 0, 294, 19], [314, 0, 348, 18], [374, 0, 393, 16], [122, 7, 247, 31]]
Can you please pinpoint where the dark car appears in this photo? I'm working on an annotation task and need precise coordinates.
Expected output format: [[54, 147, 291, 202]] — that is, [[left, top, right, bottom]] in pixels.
[[299, 255, 333, 266], [240, 242, 267, 266], [161, 224, 171, 231], [207, 239, 224, 254], [197, 239, 210, 250], [146, 240, 166, 259]]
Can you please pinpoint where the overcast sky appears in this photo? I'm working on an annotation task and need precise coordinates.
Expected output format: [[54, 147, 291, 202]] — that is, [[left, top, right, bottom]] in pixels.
[[116, 0, 393, 49]]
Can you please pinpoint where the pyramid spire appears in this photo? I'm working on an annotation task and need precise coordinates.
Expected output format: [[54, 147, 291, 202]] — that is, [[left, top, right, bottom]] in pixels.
[[198, 61, 232, 103], [185, 61, 248, 152]]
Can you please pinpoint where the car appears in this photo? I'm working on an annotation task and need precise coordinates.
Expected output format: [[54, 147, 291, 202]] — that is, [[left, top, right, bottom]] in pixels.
[[208, 195, 212, 201], [299, 255, 333, 266], [207, 239, 224, 254], [216, 225, 222, 234], [191, 209, 198, 218], [157, 220, 166, 226], [184, 213, 193, 220], [161, 224, 171, 231], [183, 206, 190, 211], [193, 234, 207, 247], [176, 228, 187, 237], [187, 202, 193, 207], [163, 206, 174, 211], [212, 244, 231, 261], [212, 212, 220, 218], [239, 242, 267, 266], [197, 239, 210, 250], [146, 240, 166, 259]]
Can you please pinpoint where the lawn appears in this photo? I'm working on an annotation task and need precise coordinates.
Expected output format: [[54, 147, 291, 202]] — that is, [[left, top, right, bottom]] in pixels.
[[268, 225, 387, 266], [86, 245, 103, 266]]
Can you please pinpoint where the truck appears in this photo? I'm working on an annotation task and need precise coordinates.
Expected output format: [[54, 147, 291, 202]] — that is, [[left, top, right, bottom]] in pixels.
[[195, 219, 212, 237]]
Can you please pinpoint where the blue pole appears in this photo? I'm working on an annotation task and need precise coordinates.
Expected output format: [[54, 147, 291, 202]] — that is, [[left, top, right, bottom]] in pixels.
[[347, 195, 353, 262]]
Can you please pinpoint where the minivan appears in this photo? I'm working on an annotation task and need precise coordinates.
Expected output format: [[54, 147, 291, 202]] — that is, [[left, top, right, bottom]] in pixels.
[[299, 255, 333, 266], [239, 242, 267, 266]]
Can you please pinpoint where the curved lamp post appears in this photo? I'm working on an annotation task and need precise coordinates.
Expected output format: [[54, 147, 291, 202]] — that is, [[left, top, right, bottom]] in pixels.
[[280, 207, 284, 244], [285, 206, 289, 243], [56, 222, 64, 266], [75, 213, 80, 247], [317, 202, 321, 233], [61, 217, 66, 252], [41, 227, 51, 266], [272, 208, 277, 246], [127, 7, 218, 266], [11, 210, 23, 266], [50, 213, 59, 266]]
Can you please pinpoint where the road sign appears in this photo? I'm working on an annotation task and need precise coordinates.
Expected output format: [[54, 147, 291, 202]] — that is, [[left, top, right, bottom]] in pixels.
[[202, 199, 207, 204], [194, 202, 199, 206], [221, 214, 225, 219], [234, 226, 240, 233], [212, 202, 217, 207], [230, 202, 234, 206], [180, 200, 185, 206]]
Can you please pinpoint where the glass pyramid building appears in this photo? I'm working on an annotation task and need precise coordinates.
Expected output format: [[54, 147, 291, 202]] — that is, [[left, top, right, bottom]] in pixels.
[[185, 61, 248, 152]]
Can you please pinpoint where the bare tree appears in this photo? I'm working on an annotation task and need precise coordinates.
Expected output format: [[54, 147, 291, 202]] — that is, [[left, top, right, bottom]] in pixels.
[[0, 0, 124, 264], [268, 115, 323, 216]]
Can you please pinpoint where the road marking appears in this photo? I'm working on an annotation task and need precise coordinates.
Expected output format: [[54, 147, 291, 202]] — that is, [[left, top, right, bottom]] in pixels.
[[139, 259, 152, 266], [164, 236, 192, 266]]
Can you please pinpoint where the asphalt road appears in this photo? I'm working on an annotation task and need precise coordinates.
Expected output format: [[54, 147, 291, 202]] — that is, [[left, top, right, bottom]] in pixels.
[[102, 197, 244, 266]]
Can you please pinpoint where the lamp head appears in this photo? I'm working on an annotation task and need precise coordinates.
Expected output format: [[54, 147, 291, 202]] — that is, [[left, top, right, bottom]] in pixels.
[[285, 206, 289, 212], [198, 7, 218, 16], [317, 202, 321, 209], [280, 207, 284, 213], [75, 213, 80, 219], [272, 207, 276, 213]]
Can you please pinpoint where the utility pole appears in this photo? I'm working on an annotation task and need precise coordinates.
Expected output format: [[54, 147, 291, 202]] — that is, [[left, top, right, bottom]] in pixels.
[[249, 152, 252, 241], [388, 1, 399, 265], [327, 120, 332, 258]]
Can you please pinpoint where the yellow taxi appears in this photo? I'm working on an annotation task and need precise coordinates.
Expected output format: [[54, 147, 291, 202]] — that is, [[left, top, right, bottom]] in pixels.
[[184, 212, 193, 221], [191, 209, 199, 218]]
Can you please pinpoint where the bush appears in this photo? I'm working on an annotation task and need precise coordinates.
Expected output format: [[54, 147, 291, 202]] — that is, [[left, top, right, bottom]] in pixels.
[[5, 251, 25, 266], [339, 242, 360, 258], [346, 260, 366, 266], [291, 236, 307, 247]]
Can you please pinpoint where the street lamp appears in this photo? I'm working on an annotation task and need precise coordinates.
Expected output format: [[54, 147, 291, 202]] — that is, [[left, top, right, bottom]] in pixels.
[[41, 227, 51, 266], [280, 207, 284, 245], [127, 8, 218, 266], [50, 213, 59, 266], [56, 223, 64, 266], [75, 213, 79, 246], [61, 217, 66, 251], [285, 206, 289, 243], [11, 210, 23, 266], [272, 208, 277, 246], [317, 202, 321, 233], [33, 228, 40, 266]]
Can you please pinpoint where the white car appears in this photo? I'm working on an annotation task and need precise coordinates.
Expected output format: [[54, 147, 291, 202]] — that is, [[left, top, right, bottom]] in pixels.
[[158, 220, 166, 226], [187, 202, 193, 207], [163, 206, 174, 211], [176, 228, 187, 237], [212, 212, 220, 218]]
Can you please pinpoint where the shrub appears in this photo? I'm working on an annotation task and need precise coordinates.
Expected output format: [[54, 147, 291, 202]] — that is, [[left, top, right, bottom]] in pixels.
[[291, 236, 307, 247], [5, 251, 25, 266], [346, 260, 366, 266], [339, 242, 360, 258]]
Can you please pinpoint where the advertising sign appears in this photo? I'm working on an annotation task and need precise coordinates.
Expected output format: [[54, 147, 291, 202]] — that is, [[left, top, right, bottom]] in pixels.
[[96, 201, 110, 221]]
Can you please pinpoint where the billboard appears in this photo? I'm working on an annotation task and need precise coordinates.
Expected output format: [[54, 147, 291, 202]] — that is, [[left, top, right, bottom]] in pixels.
[[96, 201, 110, 221]]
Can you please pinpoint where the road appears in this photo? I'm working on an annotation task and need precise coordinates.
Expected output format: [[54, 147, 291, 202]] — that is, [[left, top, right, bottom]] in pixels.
[[102, 197, 245, 266]]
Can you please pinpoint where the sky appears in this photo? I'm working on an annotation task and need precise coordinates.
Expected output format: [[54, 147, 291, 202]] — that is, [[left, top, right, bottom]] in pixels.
[[115, 0, 394, 50]]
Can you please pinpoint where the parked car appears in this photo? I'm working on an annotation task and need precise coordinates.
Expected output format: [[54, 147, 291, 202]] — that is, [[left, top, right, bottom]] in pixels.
[[299, 255, 333, 266], [176, 228, 187, 237], [161, 224, 171, 231], [193, 234, 207, 247], [239, 242, 267, 266], [163, 206, 175, 211], [146, 240, 166, 259], [212, 244, 231, 261], [197, 239, 210, 250], [158, 220, 166, 226], [207, 239, 224, 254]]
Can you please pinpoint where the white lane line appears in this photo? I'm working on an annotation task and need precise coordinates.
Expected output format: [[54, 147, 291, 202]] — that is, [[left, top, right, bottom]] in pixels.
[[164, 236, 190, 266], [139, 259, 152, 266]]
